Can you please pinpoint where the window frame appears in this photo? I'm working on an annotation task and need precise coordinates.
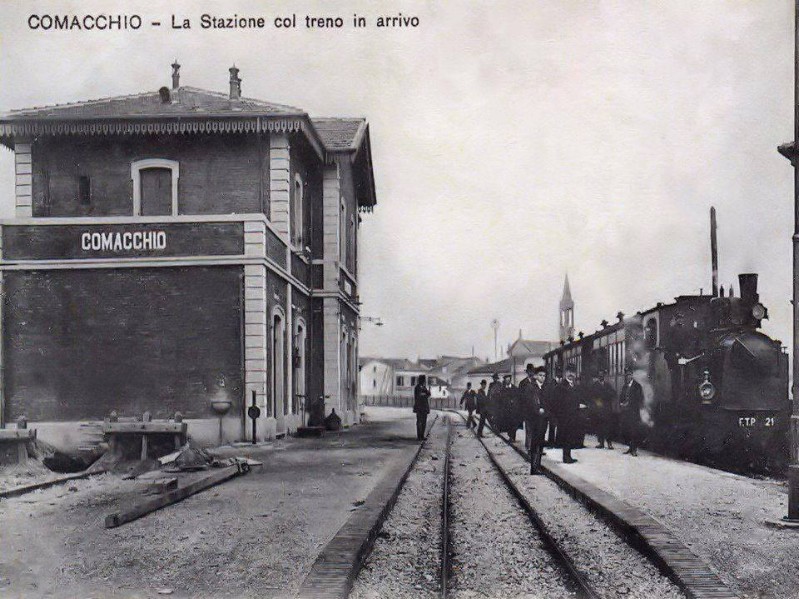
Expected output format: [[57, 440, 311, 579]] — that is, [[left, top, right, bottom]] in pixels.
[[131, 159, 180, 216]]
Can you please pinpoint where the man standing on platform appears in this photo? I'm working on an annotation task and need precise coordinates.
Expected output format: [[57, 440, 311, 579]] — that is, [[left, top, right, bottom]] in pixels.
[[413, 374, 431, 441], [544, 368, 563, 447], [619, 368, 644, 456], [520, 364, 548, 473], [476, 379, 489, 437], [557, 366, 584, 463], [460, 382, 477, 428], [588, 371, 616, 449]]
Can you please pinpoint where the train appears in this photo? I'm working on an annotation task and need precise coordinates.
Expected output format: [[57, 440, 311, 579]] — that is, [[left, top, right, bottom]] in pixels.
[[536, 272, 790, 472], [486, 272, 789, 472]]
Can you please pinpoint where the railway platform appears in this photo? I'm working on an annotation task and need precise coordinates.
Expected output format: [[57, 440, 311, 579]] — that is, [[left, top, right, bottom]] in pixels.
[[533, 436, 797, 598]]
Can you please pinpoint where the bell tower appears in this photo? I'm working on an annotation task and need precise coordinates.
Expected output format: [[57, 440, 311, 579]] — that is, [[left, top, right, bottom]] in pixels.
[[559, 274, 574, 342]]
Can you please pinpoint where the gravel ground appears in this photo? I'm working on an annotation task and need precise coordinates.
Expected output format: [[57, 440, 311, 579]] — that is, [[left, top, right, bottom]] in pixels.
[[544, 436, 799, 599], [0, 460, 64, 494], [479, 431, 686, 599], [350, 417, 447, 599], [0, 408, 424, 599], [448, 417, 577, 599]]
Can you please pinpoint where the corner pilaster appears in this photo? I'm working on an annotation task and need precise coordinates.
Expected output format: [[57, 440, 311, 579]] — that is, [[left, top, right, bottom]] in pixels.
[[14, 141, 32, 218]]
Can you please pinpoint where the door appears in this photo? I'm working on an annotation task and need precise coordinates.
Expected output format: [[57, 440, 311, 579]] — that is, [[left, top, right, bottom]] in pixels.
[[140, 167, 173, 216]]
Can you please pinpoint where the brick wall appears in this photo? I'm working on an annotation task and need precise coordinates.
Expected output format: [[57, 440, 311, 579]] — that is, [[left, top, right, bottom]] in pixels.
[[31, 133, 268, 217]]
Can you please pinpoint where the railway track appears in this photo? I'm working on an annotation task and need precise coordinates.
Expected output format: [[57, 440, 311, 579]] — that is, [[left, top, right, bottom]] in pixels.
[[353, 412, 639, 598]]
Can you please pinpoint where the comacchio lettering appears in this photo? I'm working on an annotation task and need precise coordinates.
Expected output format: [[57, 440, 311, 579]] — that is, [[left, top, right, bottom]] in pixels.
[[80, 231, 166, 252]]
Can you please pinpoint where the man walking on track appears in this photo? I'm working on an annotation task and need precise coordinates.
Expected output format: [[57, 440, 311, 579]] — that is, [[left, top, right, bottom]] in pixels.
[[460, 382, 477, 428], [413, 374, 431, 441], [520, 364, 548, 474]]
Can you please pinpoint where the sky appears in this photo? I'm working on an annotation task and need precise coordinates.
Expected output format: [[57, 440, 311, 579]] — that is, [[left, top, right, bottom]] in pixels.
[[0, 0, 794, 362]]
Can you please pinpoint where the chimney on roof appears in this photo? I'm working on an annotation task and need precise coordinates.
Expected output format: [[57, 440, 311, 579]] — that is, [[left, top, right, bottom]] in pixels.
[[229, 65, 241, 100], [171, 61, 181, 89]]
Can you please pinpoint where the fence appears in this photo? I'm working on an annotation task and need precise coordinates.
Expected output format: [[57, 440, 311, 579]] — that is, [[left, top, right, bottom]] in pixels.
[[361, 394, 461, 410]]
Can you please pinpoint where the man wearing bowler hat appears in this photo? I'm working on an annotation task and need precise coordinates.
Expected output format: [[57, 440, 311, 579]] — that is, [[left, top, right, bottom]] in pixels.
[[520, 364, 548, 473]]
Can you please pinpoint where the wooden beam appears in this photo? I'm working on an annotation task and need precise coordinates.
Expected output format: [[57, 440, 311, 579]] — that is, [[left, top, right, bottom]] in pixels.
[[104, 463, 247, 529], [102, 422, 187, 434]]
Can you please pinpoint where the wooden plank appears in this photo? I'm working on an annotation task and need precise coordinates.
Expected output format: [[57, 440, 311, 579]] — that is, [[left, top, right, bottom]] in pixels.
[[102, 422, 188, 434], [0, 468, 106, 500], [104, 464, 245, 529]]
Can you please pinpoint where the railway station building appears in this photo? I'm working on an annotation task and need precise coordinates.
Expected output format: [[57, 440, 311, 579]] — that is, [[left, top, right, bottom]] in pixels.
[[0, 63, 376, 448]]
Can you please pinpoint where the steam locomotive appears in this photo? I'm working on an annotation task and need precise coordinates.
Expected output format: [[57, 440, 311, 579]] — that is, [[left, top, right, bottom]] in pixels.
[[542, 273, 790, 472]]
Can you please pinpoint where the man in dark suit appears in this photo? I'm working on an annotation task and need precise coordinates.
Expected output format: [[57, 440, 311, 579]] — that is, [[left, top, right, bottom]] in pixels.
[[460, 382, 477, 428], [476, 379, 489, 437], [619, 368, 645, 456], [556, 366, 584, 463], [520, 364, 548, 474], [587, 371, 616, 449], [543, 368, 563, 447], [413, 374, 431, 441]]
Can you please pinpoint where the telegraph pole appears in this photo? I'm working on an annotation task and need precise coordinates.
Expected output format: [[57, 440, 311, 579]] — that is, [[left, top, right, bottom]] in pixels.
[[792, 0, 799, 522], [490, 319, 500, 361], [778, 0, 799, 523]]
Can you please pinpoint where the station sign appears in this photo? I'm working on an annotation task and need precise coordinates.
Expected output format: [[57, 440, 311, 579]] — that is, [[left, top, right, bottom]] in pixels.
[[2, 222, 245, 260]]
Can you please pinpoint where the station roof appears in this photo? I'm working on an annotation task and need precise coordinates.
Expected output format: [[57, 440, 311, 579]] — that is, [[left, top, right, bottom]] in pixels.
[[0, 64, 377, 209], [0, 87, 305, 120]]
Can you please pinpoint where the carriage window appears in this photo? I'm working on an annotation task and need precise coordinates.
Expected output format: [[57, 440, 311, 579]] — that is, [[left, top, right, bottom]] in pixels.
[[411, 376, 417, 386], [645, 319, 658, 349], [397, 376, 404, 387]]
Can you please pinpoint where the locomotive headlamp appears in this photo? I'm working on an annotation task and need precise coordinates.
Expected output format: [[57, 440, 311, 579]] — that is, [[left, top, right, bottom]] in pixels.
[[699, 369, 716, 403], [751, 303, 767, 320]]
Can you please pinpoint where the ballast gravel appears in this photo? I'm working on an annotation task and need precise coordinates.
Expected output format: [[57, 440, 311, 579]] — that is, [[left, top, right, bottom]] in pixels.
[[350, 418, 447, 599], [480, 430, 686, 599], [448, 419, 577, 599]]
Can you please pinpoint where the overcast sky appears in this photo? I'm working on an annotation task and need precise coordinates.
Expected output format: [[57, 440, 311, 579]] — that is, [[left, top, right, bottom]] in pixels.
[[0, 0, 794, 361]]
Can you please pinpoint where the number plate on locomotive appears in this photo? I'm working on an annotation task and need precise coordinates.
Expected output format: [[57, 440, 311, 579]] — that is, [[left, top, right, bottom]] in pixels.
[[738, 416, 776, 428]]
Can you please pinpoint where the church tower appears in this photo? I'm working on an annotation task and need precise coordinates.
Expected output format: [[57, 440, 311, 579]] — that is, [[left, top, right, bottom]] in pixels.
[[559, 274, 574, 342]]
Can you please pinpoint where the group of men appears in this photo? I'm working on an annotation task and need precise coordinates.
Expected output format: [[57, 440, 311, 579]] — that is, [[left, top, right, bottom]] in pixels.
[[451, 364, 646, 474]]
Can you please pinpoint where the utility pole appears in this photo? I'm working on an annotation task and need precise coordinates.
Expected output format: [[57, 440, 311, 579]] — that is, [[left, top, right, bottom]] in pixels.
[[777, 0, 799, 524], [710, 207, 719, 297], [490, 319, 500, 361]]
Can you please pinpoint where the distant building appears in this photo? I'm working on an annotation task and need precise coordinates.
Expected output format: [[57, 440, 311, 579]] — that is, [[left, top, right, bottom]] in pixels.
[[358, 355, 484, 400], [465, 357, 514, 389], [507, 332, 555, 383], [358, 358, 428, 398]]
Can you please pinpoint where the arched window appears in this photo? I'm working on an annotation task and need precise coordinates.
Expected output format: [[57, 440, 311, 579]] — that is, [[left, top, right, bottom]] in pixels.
[[131, 159, 179, 216], [271, 308, 286, 419], [291, 173, 304, 248], [294, 318, 307, 415]]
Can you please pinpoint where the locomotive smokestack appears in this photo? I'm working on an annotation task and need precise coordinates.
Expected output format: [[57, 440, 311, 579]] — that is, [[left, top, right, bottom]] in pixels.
[[711, 207, 719, 297], [738, 273, 759, 305]]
